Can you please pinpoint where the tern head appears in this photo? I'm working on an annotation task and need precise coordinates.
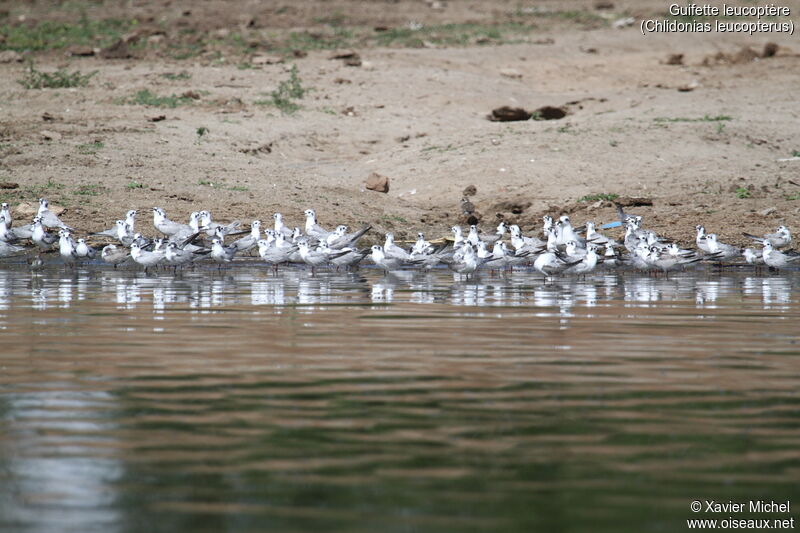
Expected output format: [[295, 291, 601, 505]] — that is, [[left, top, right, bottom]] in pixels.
[[1, 202, 7, 209], [39, 198, 48, 208], [417, 232, 425, 240], [763, 241, 774, 251], [304, 209, 316, 220], [127, 209, 137, 218], [706, 233, 718, 244], [559, 215, 570, 225], [252, 220, 261, 228], [778, 225, 790, 235], [385, 233, 395, 245], [336, 224, 347, 233], [451, 226, 462, 236], [586, 221, 595, 232], [273, 213, 282, 221], [695, 224, 705, 234], [497, 221, 507, 233]]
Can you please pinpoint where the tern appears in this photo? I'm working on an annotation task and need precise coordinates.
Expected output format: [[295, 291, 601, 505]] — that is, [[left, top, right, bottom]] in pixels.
[[565, 245, 601, 276], [164, 241, 208, 269], [705, 234, 741, 262], [75, 238, 97, 260], [58, 229, 79, 266], [585, 221, 619, 247], [130, 242, 165, 272], [304, 209, 331, 240], [441, 243, 497, 274], [762, 241, 800, 270], [509, 224, 545, 251], [0, 215, 27, 243], [94, 220, 131, 242], [32, 217, 58, 251], [153, 207, 193, 236], [101, 244, 130, 268], [327, 224, 372, 249], [124, 210, 137, 233], [533, 250, 580, 276], [298, 240, 347, 270], [411, 232, 434, 255], [0, 240, 26, 258], [37, 198, 71, 229], [743, 248, 765, 266], [491, 241, 531, 269], [451, 226, 465, 247], [645, 245, 701, 275], [229, 220, 261, 252], [210, 238, 237, 264], [256, 239, 296, 268], [695, 225, 712, 254], [743, 226, 792, 248], [320, 243, 369, 269], [273, 213, 294, 238], [199, 210, 241, 237], [370, 245, 422, 272], [383, 233, 413, 261]]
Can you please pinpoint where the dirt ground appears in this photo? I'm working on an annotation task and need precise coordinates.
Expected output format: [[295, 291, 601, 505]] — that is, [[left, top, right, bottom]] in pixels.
[[1, 0, 799, 247]]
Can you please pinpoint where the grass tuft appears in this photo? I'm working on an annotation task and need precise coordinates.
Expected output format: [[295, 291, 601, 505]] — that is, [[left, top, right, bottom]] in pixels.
[[77, 141, 104, 154], [128, 89, 194, 108], [579, 193, 619, 202], [18, 61, 96, 89], [256, 65, 307, 114], [653, 115, 733, 123], [735, 187, 752, 199]]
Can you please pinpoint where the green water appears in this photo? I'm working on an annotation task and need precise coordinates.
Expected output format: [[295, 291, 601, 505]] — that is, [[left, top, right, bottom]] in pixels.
[[0, 268, 798, 532]]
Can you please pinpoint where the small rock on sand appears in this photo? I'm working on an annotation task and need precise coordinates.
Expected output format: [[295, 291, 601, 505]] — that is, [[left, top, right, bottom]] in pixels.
[[759, 207, 776, 216], [500, 68, 522, 79], [40, 130, 62, 141], [0, 50, 23, 63], [365, 172, 390, 193], [463, 185, 477, 197], [488, 106, 532, 122]]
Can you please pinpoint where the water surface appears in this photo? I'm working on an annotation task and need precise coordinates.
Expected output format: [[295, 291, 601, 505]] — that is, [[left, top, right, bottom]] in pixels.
[[1, 267, 799, 532]]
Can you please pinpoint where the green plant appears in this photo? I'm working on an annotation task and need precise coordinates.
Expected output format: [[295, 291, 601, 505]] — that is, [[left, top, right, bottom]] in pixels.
[[18, 61, 97, 89], [735, 187, 752, 199], [126, 180, 144, 189], [77, 141, 104, 154], [257, 65, 307, 114], [196, 127, 209, 138], [74, 184, 102, 196], [792, 150, 800, 158], [0, 17, 132, 51], [784, 192, 800, 200], [128, 89, 194, 108], [579, 193, 619, 202], [161, 71, 191, 80], [653, 115, 732, 123]]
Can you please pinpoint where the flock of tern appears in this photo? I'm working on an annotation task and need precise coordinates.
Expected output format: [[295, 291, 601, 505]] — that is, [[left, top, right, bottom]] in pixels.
[[0, 198, 798, 276]]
